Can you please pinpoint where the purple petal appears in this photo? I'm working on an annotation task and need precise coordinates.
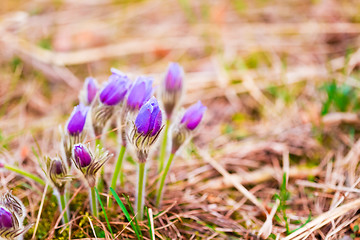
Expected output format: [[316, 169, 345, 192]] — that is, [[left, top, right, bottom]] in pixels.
[[67, 104, 89, 136], [0, 207, 13, 228]]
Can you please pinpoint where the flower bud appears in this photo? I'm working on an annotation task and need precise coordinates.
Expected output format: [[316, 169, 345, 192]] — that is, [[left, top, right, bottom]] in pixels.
[[46, 157, 69, 194], [67, 103, 89, 136], [0, 192, 32, 239], [181, 101, 206, 130], [99, 69, 131, 106], [1, 192, 25, 220], [126, 76, 153, 111], [170, 101, 206, 154], [85, 77, 98, 105], [72, 144, 112, 188], [165, 62, 183, 91], [0, 207, 13, 229], [73, 144, 92, 168], [161, 63, 184, 119], [130, 97, 163, 162], [135, 97, 162, 137]]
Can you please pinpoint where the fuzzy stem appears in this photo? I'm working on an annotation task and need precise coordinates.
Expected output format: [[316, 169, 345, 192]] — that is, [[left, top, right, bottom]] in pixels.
[[136, 162, 146, 220], [109, 145, 126, 207], [96, 139, 105, 192], [59, 193, 69, 224], [3, 164, 45, 185], [90, 187, 98, 218], [156, 153, 175, 207], [159, 119, 170, 173]]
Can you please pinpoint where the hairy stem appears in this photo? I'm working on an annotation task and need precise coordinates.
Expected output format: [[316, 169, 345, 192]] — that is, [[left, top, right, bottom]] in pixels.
[[90, 187, 98, 218], [159, 119, 170, 173], [3, 164, 45, 185], [109, 144, 126, 207], [59, 193, 69, 224], [156, 153, 175, 207], [136, 162, 146, 220], [96, 138, 105, 192]]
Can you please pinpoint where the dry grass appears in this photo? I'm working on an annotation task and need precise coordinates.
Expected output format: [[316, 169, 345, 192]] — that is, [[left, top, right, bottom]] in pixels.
[[1, 0, 360, 239]]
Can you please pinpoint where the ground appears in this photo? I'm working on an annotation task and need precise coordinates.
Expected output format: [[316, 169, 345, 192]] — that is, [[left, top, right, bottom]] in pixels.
[[1, 0, 360, 239]]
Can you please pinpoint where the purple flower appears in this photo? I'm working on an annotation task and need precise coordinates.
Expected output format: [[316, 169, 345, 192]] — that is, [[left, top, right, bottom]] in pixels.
[[164, 62, 183, 91], [85, 77, 98, 104], [135, 97, 162, 136], [0, 207, 13, 229], [67, 104, 89, 136], [73, 144, 92, 168], [99, 70, 131, 106], [127, 76, 153, 111], [181, 101, 206, 130]]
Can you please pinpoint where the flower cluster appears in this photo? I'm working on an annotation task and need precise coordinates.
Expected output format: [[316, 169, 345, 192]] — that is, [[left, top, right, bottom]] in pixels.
[[1, 62, 207, 225]]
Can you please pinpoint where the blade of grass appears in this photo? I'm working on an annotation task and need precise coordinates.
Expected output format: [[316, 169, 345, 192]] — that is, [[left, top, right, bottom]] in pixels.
[[123, 193, 142, 237], [146, 207, 155, 240], [95, 187, 114, 238], [109, 187, 142, 240]]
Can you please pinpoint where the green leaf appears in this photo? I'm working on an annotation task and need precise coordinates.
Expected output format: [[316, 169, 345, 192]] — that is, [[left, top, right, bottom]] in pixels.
[[94, 188, 113, 238], [109, 187, 142, 240]]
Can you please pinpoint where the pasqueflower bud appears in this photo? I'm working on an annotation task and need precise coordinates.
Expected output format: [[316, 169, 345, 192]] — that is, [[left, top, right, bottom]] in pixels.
[[165, 62, 183, 91], [0, 192, 32, 239], [0, 207, 13, 229], [45, 157, 69, 194], [62, 103, 89, 166], [84, 77, 98, 105], [161, 63, 184, 119], [130, 97, 163, 162], [91, 69, 131, 137], [100, 70, 131, 106], [135, 97, 162, 136], [126, 76, 153, 111], [180, 101, 206, 130], [67, 104, 89, 136], [1, 192, 25, 220], [171, 101, 206, 154], [72, 143, 112, 188], [73, 144, 92, 168]]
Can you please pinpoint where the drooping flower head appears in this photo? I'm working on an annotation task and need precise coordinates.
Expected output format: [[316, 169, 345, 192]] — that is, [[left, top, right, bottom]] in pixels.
[[171, 101, 206, 154], [126, 76, 153, 111], [181, 101, 206, 130], [0, 192, 32, 239], [100, 69, 131, 106], [45, 157, 69, 194], [72, 143, 112, 188], [67, 103, 89, 136], [130, 97, 163, 162], [161, 62, 184, 119]]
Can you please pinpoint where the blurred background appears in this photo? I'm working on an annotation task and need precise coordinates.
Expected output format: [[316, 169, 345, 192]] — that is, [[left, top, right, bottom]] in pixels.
[[2, 0, 360, 238]]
